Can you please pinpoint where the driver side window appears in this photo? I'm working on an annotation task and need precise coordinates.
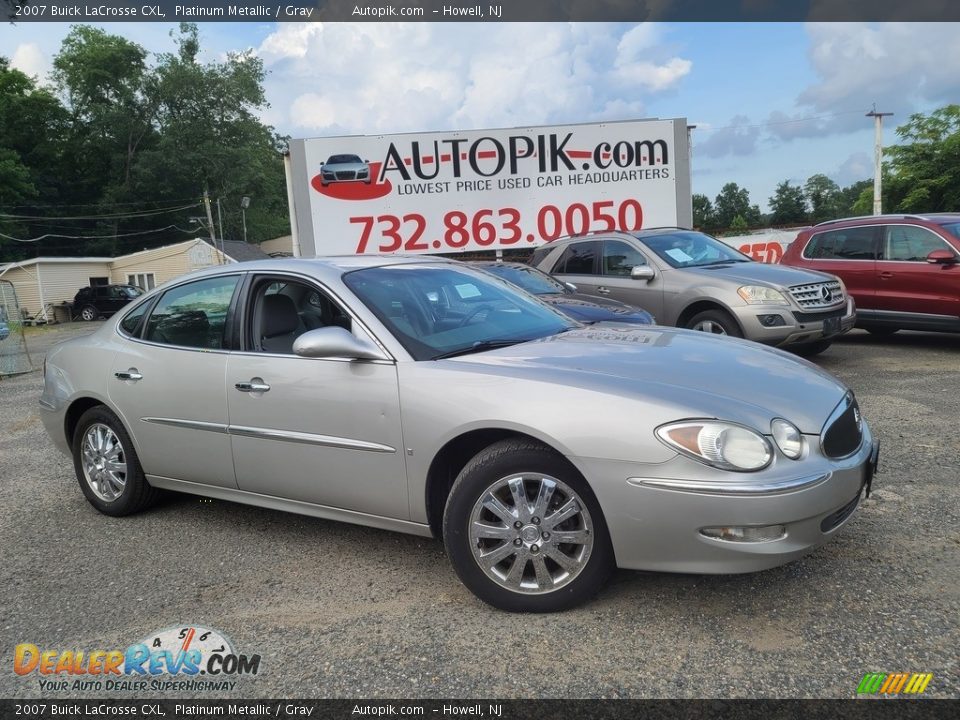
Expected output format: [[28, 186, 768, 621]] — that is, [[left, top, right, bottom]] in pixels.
[[248, 278, 353, 355], [603, 240, 647, 276]]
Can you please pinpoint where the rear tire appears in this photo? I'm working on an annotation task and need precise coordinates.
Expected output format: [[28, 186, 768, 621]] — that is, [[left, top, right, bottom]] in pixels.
[[79, 305, 98, 321], [72, 405, 159, 517], [792, 340, 832, 357], [443, 439, 614, 612], [685, 309, 743, 338]]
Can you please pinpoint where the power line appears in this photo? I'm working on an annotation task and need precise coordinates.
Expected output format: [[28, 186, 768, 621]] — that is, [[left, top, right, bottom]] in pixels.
[[0, 197, 202, 210], [0, 224, 195, 243], [694, 109, 867, 134], [0, 202, 202, 222]]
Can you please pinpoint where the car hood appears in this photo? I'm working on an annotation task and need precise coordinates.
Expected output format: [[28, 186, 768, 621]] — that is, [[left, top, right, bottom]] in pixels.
[[449, 326, 847, 433], [685, 261, 834, 288], [539, 293, 654, 324]]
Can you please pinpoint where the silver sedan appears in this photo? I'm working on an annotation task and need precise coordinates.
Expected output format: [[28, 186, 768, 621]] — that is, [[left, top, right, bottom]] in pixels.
[[39, 256, 879, 612]]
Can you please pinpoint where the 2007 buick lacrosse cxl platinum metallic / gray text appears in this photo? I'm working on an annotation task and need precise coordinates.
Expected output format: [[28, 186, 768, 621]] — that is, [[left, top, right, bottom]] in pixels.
[[39, 255, 879, 611]]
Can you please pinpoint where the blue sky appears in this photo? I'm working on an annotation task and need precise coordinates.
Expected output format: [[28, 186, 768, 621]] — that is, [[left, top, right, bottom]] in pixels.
[[3, 21, 958, 212]]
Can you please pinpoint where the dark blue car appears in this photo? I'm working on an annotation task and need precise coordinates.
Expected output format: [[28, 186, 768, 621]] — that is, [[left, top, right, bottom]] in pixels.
[[473, 261, 655, 325]]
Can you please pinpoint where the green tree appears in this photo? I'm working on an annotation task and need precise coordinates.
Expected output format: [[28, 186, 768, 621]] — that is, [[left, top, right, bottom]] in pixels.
[[727, 214, 749, 234], [692, 193, 716, 231], [713, 182, 761, 230], [768, 180, 808, 225], [804, 173, 841, 222], [0, 58, 70, 258], [837, 179, 872, 216], [883, 104, 960, 212]]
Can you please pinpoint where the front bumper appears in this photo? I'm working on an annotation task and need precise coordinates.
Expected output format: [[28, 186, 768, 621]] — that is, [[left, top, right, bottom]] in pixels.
[[734, 297, 856, 347], [573, 421, 877, 574]]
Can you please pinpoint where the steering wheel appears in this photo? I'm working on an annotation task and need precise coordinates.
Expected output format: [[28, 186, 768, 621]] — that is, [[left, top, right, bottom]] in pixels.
[[459, 304, 494, 327]]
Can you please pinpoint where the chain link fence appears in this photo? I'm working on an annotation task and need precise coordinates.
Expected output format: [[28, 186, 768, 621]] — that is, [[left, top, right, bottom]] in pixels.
[[0, 280, 34, 377]]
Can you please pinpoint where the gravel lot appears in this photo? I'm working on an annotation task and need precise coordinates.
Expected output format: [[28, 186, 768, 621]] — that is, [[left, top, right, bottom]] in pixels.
[[1, 323, 957, 699]]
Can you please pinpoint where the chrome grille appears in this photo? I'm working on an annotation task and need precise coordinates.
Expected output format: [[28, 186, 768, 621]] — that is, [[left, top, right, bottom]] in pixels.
[[335, 171, 357, 180], [821, 393, 863, 459], [788, 280, 844, 309]]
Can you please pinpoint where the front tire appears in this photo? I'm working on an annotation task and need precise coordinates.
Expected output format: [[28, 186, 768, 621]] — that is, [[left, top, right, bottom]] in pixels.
[[792, 339, 832, 357], [443, 439, 614, 612], [72, 406, 159, 516], [685, 309, 743, 338]]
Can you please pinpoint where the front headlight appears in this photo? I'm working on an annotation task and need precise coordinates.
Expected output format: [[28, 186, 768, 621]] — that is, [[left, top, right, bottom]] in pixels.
[[656, 421, 773, 472], [771, 418, 803, 459], [737, 285, 789, 305]]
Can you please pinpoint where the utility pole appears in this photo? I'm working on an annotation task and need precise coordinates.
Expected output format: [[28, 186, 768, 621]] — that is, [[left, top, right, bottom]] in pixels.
[[216, 197, 225, 263], [203, 189, 218, 261], [866, 107, 893, 216]]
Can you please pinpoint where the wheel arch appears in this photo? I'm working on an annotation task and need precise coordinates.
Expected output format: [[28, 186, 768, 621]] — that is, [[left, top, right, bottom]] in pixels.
[[676, 299, 745, 334], [424, 427, 575, 539], [63, 395, 136, 453]]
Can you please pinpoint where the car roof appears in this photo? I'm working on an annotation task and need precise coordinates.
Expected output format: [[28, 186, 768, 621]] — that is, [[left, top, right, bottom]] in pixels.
[[468, 261, 529, 269], [158, 254, 461, 285], [812, 213, 960, 229]]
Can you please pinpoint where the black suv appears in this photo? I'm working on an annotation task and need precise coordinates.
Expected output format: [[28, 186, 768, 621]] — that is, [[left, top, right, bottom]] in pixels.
[[73, 284, 144, 321]]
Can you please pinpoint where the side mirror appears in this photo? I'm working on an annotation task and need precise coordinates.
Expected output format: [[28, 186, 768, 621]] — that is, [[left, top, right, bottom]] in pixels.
[[926, 248, 957, 264], [631, 265, 655, 281], [293, 326, 385, 360], [564, 282, 578, 293]]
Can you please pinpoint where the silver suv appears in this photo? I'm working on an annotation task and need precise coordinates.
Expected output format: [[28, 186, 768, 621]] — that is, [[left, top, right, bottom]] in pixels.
[[531, 228, 855, 355]]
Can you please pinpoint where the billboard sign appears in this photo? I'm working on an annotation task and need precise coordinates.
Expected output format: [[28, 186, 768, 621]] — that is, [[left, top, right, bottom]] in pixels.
[[287, 118, 691, 257]]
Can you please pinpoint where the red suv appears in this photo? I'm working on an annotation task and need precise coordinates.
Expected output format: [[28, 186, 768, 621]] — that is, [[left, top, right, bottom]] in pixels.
[[781, 214, 960, 335]]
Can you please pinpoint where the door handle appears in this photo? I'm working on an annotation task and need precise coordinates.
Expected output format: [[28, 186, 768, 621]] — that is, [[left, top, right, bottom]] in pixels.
[[235, 379, 270, 393], [114, 369, 143, 381], [596, 287, 611, 295], [879, 271, 894, 279]]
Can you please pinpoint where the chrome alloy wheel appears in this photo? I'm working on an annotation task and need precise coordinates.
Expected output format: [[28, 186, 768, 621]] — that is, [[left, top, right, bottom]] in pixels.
[[81, 423, 127, 502], [468, 473, 594, 594], [692, 319, 727, 335]]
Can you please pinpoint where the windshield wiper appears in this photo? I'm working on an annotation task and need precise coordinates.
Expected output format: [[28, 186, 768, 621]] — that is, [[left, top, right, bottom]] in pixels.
[[432, 339, 527, 360], [696, 259, 748, 267]]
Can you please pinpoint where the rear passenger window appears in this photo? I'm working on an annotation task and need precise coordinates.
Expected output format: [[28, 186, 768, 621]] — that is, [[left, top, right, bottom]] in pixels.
[[144, 276, 239, 349], [804, 227, 877, 260], [883, 225, 952, 262], [119, 302, 150, 337], [553, 241, 600, 274]]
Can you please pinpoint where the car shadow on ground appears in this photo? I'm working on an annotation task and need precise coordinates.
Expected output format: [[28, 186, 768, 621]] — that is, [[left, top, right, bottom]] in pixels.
[[832, 328, 960, 350]]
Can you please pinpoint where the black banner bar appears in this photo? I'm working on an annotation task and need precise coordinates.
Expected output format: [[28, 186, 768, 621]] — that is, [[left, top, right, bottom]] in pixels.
[[3, 0, 960, 23], [2, 700, 958, 720]]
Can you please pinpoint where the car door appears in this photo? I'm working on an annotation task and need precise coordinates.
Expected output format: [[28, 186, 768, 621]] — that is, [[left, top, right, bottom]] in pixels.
[[108, 274, 242, 488], [875, 224, 960, 319], [596, 238, 664, 319], [225, 274, 409, 519], [548, 240, 602, 295], [799, 226, 879, 309]]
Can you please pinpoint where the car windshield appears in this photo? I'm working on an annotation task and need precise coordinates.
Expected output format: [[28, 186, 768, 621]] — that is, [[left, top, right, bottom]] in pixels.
[[344, 264, 576, 361], [121, 286, 144, 298], [939, 222, 960, 239], [327, 154, 362, 164], [639, 231, 752, 268], [480, 264, 566, 295]]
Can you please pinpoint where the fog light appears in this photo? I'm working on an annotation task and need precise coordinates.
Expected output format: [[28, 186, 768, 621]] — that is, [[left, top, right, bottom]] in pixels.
[[758, 314, 786, 327], [700, 525, 786, 543]]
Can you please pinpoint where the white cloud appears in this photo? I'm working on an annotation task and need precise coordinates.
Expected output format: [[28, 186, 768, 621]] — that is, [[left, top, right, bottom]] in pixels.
[[10, 43, 51, 84], [772, 23, 960, 139], [257, 23, 692, 135], [834, 152, 873, 186], [695, 116, 760, 158]]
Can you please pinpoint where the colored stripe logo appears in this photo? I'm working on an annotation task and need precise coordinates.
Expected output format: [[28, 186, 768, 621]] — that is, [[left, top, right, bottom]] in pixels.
[[857, 673, 933, 695]]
